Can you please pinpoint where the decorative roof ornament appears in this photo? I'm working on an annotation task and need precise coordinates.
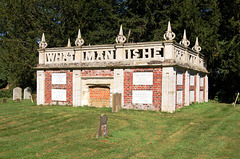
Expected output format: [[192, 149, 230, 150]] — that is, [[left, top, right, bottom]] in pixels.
[[39, 33, 48, 49], [75, 29, 84, 46], [179, 29, 190, 47], [116, 25, 126, 44], [164, 21, 176, 40], [67, 38, 71, 47], [192, 37, 201, 53]]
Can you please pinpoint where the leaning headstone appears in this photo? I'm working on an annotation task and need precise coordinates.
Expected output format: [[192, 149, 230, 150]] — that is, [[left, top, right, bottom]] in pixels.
[[31, 94, 37, 103], [24, 87, 32, 99], [2, 99, 7, 103], [112, 93, 122, 112], [13, 87, 22, 100], [16, 98, 20, 103], [96, 114, 108, 138]]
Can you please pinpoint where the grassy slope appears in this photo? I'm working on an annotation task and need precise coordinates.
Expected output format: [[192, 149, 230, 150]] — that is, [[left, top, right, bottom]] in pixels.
[[0, 99, 239, 159]]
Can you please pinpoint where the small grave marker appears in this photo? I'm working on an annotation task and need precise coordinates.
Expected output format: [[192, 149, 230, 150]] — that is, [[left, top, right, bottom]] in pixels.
[[112, 93, 122, 112], [24, 87, 32, 99], [96, 114, 108, 138], [13, 87, 22, 100], [2, 99, 7, 103]]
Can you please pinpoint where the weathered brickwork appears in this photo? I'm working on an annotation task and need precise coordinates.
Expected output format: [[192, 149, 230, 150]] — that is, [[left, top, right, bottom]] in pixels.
[[89, 86, 110, 107], [176, 69, 185, 109], [45, 70, 73, 105], [82, 69, 114, 77], [123, 68, 162, 111]]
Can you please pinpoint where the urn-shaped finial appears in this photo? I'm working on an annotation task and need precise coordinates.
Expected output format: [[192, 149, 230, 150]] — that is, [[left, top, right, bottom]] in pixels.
[[179, 29, 190, 47], [75, 29, 84, 46], [164, 21, 176, 40], [39, 33, 48, 49], [116, 25, 126, 44], [192, 37, 201, 52]]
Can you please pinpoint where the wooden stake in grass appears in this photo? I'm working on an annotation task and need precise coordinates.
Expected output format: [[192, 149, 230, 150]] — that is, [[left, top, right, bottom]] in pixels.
[[233, 92, 239, 107], [2, 99, 7, 103]]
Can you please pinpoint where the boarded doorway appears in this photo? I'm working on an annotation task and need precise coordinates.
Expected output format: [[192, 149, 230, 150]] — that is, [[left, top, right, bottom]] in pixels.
[[89, 86, 110, 107]]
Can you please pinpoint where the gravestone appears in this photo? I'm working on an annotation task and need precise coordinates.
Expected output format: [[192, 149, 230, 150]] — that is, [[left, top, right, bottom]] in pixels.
[[24, 87, 32, 99], [31, 94, 37, 103], [96, 114, 108, 138], [112, 93, 122, 112], [2, 99, 7, 103], [13, 87, 22, 100]]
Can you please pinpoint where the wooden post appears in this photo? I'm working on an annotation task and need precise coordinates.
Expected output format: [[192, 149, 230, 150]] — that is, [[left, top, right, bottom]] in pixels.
[[234, 92, 239, 107], [96, 114, 108, 138]]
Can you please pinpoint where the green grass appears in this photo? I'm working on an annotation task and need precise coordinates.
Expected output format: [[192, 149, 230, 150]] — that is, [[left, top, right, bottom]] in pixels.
[[0, 99, 240, 158]]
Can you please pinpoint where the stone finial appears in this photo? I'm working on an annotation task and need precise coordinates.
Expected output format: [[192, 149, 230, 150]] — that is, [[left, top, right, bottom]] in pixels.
[[192, 37, 201, 53], [39, 33, 48, 49], [75, 29, 84, 46], [116, 25, 126, 44], [179, 29, 190, 47], [67, 38, 71, 47], [164, 21, 176, 40]]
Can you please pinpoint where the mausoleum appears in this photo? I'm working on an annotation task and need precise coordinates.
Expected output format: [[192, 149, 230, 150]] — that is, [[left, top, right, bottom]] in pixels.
[[36, 22, 208, 113]]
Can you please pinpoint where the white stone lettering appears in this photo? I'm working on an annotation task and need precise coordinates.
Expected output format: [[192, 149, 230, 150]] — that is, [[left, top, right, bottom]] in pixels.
[[132, 90, 152, 104], [177, 73, 183, 85], [177, 90, 183, 104], [52, 89, 66, 101], [133, 72, 153, 85], [190, 75, 195, 86], [52, 73, 66, 84], [190, 90, 194, 102]]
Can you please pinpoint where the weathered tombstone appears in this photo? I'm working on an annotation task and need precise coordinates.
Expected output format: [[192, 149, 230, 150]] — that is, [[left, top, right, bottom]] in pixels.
[[2, 99, 7, 103], [16, 98, 20, 103], [31, 94, 37, 103], [24, 87, 32, 99], [112, 93, 122, 112], [96, 114, 108, 138], [13, 87, 22, 100]]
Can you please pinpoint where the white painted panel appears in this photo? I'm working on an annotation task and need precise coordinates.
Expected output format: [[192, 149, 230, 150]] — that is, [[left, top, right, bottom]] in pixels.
[[190, 75, 195, 86], [132, 90, 152, 104], [133, 72, 153, 85], [52, 73, 66, 84], [190, 90, 194, 102], [177, 73, 183, 85], [52, 89, 66, 101], [200, 77, 204, 87], [200, 91, 203, 102], [177, 90, 183, 104]]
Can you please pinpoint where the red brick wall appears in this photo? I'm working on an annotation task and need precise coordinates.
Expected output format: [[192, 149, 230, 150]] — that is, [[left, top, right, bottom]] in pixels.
[[82, 69, 114, 77], [45, 70, 73, 105], [176, 70, 185, 109], [89, 87, 110, 107], [123, 68, 162, 111]]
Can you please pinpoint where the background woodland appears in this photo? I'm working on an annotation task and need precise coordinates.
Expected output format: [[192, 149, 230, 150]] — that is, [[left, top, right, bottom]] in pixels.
[[0, 0, 239, 102]]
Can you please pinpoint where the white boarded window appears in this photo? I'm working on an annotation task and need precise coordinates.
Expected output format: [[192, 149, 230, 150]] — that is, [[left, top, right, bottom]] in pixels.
[[177, 73, 183, 85], [190, 90, 194, 102], [200, 91, 203, 102], [52, 89, 66, 101], [200, 77, 204, 87], [177, 90, 183, 104], [133, 72, 153, 85], [190, 75, 195, 86], [132, 90, 152, 104], [52, 73, 66, 84]]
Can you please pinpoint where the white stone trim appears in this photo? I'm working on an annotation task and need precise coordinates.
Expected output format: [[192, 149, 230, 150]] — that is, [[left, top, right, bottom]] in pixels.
[[162, 67, 176, 113], [73, 70, 82, 106], [184, 71, 190, 106], [37, 70, 45, 105]]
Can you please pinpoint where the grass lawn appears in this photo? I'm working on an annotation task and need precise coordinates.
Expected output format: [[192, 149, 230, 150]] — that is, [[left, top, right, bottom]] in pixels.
[[0, 99, 240, 158]]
